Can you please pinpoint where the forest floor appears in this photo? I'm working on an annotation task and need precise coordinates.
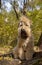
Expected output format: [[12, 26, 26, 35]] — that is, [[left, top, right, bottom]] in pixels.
[[0, 46, 13, 60], [0, 46, 12, 54]]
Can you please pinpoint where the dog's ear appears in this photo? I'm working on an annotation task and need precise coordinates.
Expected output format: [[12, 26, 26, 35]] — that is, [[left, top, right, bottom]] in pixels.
[[18, 17, 22, 27]]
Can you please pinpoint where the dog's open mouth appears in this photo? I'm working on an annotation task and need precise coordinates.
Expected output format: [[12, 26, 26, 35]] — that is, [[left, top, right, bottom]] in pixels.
[[21, 29, 28, 39]]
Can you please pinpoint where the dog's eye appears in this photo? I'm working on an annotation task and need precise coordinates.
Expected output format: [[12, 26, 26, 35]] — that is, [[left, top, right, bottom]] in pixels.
[[25, 24, 29, 26], [19, 22, 22, 26], [18, 22, 22, 27]]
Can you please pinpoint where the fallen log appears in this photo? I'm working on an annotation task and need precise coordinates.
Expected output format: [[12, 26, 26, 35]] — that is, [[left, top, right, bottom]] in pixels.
[[0, 51, 42, 65]]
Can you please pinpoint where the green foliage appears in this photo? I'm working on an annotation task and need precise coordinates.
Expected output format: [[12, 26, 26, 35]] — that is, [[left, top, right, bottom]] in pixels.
[[26, 9, 42, 45], [0, 0, 42, 47], [0, 8, 42, 47], [0, 12, 18, 46]]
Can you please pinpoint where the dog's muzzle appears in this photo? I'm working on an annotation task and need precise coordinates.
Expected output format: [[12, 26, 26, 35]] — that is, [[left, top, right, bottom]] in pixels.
[[21, 29, 28, 39]]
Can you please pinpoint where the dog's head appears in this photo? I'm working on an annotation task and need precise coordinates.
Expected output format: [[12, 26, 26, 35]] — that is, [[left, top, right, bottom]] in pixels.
[[18, 16, 32, 39]]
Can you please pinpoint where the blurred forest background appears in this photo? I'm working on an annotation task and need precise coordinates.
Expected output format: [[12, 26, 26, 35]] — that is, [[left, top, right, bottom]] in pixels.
[[0, 0, 42, 54]]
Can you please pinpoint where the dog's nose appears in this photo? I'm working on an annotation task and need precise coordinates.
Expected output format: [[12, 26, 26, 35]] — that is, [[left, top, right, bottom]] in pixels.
[[21, 29, 25, 32]]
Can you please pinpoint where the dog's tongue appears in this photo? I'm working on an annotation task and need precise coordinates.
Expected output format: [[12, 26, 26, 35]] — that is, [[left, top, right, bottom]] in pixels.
[[21, 30, 27, 39]]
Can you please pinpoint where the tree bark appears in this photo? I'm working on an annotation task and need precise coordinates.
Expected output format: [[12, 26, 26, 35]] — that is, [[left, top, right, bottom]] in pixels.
[[0, 0, 1, 8], [37, 33, 42, 50]]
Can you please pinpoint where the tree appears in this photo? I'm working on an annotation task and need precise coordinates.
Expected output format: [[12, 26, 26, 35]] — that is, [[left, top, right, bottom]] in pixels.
[[37, 33, 42, 49], [0, 0, 1, 8], [10, 0, 19, 19]]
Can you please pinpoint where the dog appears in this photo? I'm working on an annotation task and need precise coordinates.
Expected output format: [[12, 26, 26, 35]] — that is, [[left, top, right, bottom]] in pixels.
[[13, 15, 34, 61]]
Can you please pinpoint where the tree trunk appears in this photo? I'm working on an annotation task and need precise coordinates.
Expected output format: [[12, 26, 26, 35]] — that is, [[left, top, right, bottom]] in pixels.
[[13, 1, 19, 19], [37, 33, 42, 49], [0, 0, 1, 8]]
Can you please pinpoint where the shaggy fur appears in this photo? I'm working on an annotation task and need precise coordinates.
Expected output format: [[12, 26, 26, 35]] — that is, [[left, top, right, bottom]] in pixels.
[[13, 16, 34, 60]]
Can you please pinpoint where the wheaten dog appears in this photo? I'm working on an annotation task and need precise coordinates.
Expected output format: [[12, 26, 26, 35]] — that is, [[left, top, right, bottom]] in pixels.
[[13, 16, 34, 61]]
